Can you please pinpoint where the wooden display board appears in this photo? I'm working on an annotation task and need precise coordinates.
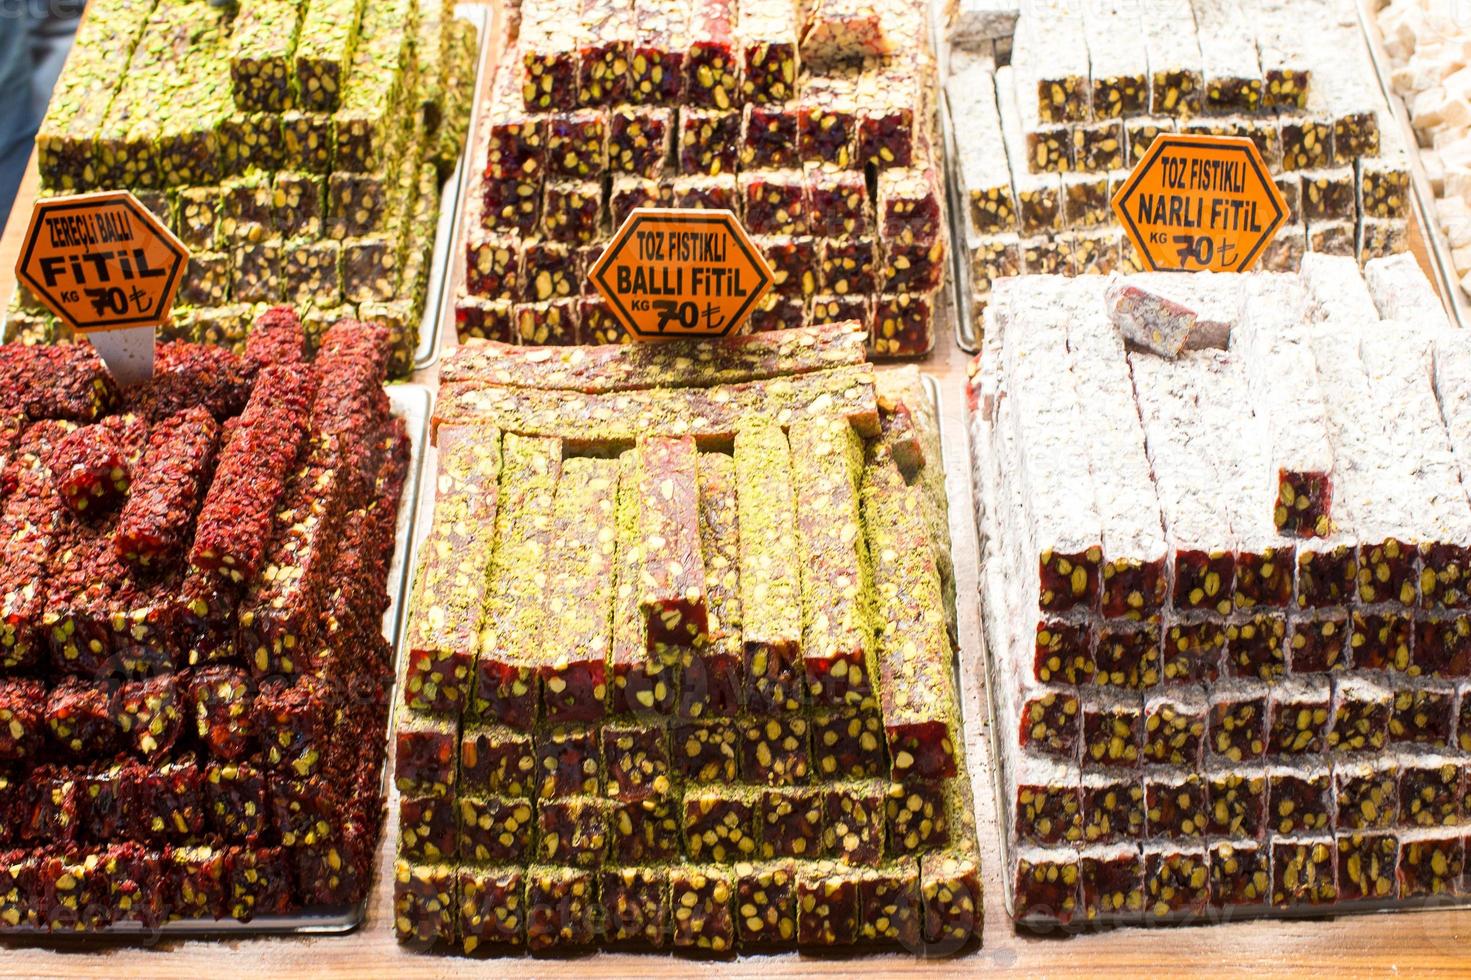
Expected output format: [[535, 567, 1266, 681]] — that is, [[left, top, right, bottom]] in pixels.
[[0, 1, 1469, 974]]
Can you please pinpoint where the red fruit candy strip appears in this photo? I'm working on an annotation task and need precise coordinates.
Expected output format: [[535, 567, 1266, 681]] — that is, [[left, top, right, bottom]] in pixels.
[[115, 406, 221, 567]]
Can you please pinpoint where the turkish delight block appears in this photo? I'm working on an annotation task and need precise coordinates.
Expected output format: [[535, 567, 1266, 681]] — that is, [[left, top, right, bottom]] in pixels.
[[230, 0, 297, 112], [176, 187, 222, 250], [1271, 837, 1338, 908], [0, 678, 45, 764], [796, 860, 860, 946], [1142, 692, 1206, 768], [1081, 696, 1143, 771], [546, 109, 609, 180], [526, 864, 598, 951], [757, 235, 818, 298], [1337, 832, 1398, 902], [823, 782, 885, 865], [1159, 620, 1224, 685], [885, 780, 948, 856], [748, 293, 807, 333], [395, 713, 458, 797], [741, 101, 800, 169], [608, 106, 671, 177], [1309, 218, 1355, 257], [268, 773, 340, 847], [1192, 0, 1262, 112], [115, 407, 219, 568], [672, 173, 739, 211], [1297, 540, 1357, 610], [797, 75, 858, 170], [604, 723, 671, 799], [608, 456, 681, 718], [459, 726, 536, 803], [400, 794, 459, 863], [1398, 831, 1463, 898], [229, 238, 283, 305], [457, 867, 526, 951], [735, 860, 796, 945], [1081, 771, 1145, 844], [1336, 760, 1398, 831], [1206, 840, 1269, 910], [522, 240, 582, 304], [456, 298, 517, 344], [810, 703, 884, 781], [881, 237, 947, 294], [1144, 771, 1207, 839], [673, 720, 741, 783], [609, 792, 682, 863], [280, 111, 334, 175], [1012, 847, 1079, 924], [740, 715, 810, 786], [328, 171, 393, 240], [41, 851, 111, 931], [1018, 689, 1082, 760], [629, 0, 689, 105], [635, 435, 708, 649], [602, 866, 668, 946], [761, 786, 825, 859], [18, 766, 82, 846], [1399, 757, 1464, 828], [1281, 115, 1333, 172], [670, 865, 735, 952], [1073, 120, 1125, 173], [1325, 675, 1391, 756], [1301, 168, 1356, 222], [1092, 621, 1162, 690], [1080, 844, 1144, 923], [741, 170, 808, 235], [486, 66, 546, 181], [166, 845, 228, 922], [1143, 844, 1208, 920], [0, 849, 40, 928], [684, 786, 760, 862], [971, 235, 1025, 295], [49, 423, 128, 517], [733, 419, 805, 714], [679, 108, 741, 176], [515, 299, 582, 345], [538, 796, 609, 867], [1060, 173, 1110, 230], [535, 725, 601, 800], [578, 0, 635, 107], [188, 668, 257, 762], [1358, 218, 1409, 262], [1359, 155, 1411, 221], [870, 292, 936, 359], [464, 231, 521, 298], [1266, 676, 1332, 755], [191, 365, 313, 580], [740, 0, 797, 105], [542, 181, 604, 246], [1225, 614, 1287, 681], [877, 166, 941, 247], [1260, 225, 1307, 272], [1124, 117, 1171, 166], [1205, 767, 1266, 838], [1390, 686, 1455, 746], [809, 294, 870, 330], [1268, 765, 1332, 836], [223, 845, 292, 923], [283, 240, 342, 308], [482, 176, 543, 234], [205, 760, 268, 843], [1276, 173, 1303, 222], [1016, 757, 1083, 846], [853, 861, 922, 946], [685, 0, 740, 110], [394, 860, 457, 948]]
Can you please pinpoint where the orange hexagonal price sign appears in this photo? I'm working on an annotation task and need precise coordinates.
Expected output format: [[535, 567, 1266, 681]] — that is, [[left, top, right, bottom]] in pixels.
[[15, 190, 188, 334], [589, 208, 774, 340], [1111, 133, 1288, 273]]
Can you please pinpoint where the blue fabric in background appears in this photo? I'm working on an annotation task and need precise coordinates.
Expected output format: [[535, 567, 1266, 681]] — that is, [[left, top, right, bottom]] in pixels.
[[0, 2, 83, 220]]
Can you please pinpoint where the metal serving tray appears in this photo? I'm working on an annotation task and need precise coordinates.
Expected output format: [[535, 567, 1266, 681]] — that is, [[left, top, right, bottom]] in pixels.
[[4, 383, 431, 941]]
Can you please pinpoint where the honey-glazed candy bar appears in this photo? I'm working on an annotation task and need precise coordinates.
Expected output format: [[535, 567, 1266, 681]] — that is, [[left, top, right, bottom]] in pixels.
[[679, 108, 741, 176], [1397, 831, 1462, 899], [457, 867, 525, 950], [456, 297, 517, 344], [536, 724, 602, 799], [1012, 846, 1080, 924], [742, 101, 800, 170], [797, 73, 858, 170], [735, 860, 797, 945], [547, 109, 609, 180], [684, 785, 760, 861], [1010, 0, 1090, 125], [1271, 836, 1338, 908], [578, 0, 635, 107], [818, 237, 877, 296], [1268, 765, 1332, 836], [1336, 832, 1397, 902], [740, 715, 810, 786], [190, 365, 313, 581], [394, 860, 456, 947], [809, 294, 870, 331], [881, 237, 946, 294], [1390, 686, 1455, 746], [1074, 120, 1126, 173], [1398, 756, 1464, 828], [748, 294, 807, 333], [670, 865, 734, 951], [672, 173, 739, 211], [609, 106, 671, 177], [609, 452, 681, 718], [515, 299, 582, 345], [756, 235, 818, 298], [741, 170, 807, 235], [630, 0, 690, 105], [580, 297, 630, 344], [539, 456, 618, 723], [434, 365, 880, 447], [48, 422, 128, 517], [280, 111, 335, 174], [230, 0, 298, 113], [538, 795, 610, 866], [871, 292, 937, 358], [1078, 843, 1144, 923], [231, 240, 284, 305], [734, 417, 804, 715], [610, 791, 682, 863], [1190, 0, 1262, 112], [685, 0, 741, 111], [857, 65, 920, 171], [599, 866, 667, 946], [520, 0, 582, 111]]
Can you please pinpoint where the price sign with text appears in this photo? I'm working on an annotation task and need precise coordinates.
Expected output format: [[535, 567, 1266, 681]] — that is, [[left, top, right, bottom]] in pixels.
[[589, 208, 774, 340], [15, 191, 188, 334], [1111, 134, 1288, 273]]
